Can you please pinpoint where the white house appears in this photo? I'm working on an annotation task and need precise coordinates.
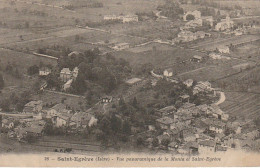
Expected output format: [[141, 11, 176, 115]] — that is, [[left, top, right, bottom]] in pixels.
[[60, 68, 72, 82], [111, 43, 130, 51], [183, 79, 193, 87], [23, 101, 43, 114], [215, 16, 234, 31], [122, 15, 138, 23], [39, 67, 51, 76], [217, 45, 230, 54], [156, 117, 175, 130], [63, 79, 73, 91], [198, 140, 216, 154], [163, 68, 173, 77]]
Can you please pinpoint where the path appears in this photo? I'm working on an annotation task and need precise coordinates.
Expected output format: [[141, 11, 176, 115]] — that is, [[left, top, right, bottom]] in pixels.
[[177, 66, 216, 76], [215, 92, 226, 105], [44, 90, 85, 99]]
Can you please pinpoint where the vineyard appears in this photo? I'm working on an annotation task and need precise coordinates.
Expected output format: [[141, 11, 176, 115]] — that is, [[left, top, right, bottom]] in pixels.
[[219, 91, 260, 119]]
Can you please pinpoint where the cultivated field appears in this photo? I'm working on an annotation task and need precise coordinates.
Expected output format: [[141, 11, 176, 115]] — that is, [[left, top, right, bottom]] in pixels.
[[220, 91, 260, 120]]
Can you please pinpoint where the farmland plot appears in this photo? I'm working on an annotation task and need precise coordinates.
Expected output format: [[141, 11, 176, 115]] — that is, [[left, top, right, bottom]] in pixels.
[[220, 92, 260, 120]]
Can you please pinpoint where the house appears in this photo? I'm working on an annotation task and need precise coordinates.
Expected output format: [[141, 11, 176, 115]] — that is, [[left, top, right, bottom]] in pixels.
[[25, 125, 44, 137], [46, 103, 70, 119], [191, 55, 203, 62], [2, 119, 14, 129], [209, 52, 222, 60], [215, 133, 225, 143], [193, 81, 213, 95], [72, 67, 79, 78], [209, 105, 229, 121], [104, 15, 121, 21], [70, 112, 98, 128], [178, 141, 198, 155], [125, 77, 142, 86], [183, 79, 193, 87], [198, 140, 216, 154], [202, 16, 214, 27], [156, 106, 176, 117], [177, 30, 197, 42], [60, 68, 72, 82], [111, 43, 130, 51], [156, 117, 175, 130], [215, 16, 234, 31], [101, 96, 113, 103], [168, 141, 178, 151], [181, 129, 197, 142], [209, 120, 226, 134], [217, 45, 230, 54], [23, 101, 43, 114], [242, 128, 259, 140], [183, 10, 201, 21], [122, 15, 138, 23], [216, 145, 227, 153], [163, 68, 173, 77], [39, 67, 51, 76], [157, 134, 170, 144], [53, 112, 73, 127], [185, 19, 203, 28], [63, 79, 73, 91], [180, 94, 190, 103]]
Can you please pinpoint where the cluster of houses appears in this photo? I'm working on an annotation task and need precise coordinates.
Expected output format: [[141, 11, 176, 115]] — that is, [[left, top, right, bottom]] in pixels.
[[104, 14, 138, 23], [1, 100, 98, 142], [60, 67, 79, 91], [144, 98, 259, 154], [173, 30, 211, 43]]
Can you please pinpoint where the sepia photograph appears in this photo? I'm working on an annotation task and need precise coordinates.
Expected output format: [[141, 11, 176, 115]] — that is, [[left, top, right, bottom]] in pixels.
[[0, 0, 260, 167]]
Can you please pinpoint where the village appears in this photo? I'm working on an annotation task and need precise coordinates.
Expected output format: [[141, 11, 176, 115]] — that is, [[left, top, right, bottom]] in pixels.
[[0, 0, 260, 156]]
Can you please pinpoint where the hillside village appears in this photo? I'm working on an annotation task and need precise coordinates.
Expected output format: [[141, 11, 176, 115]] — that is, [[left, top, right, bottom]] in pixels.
[[0, 0, 260, 155]]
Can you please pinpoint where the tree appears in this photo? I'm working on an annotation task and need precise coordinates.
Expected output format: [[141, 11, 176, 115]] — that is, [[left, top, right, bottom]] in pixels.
[[0, 74, 4, 90], [186, 14, 195, 21], [161, 138, 170, 148], [152, 138, 159, 147], [27, 65, 39, 76], [0, 99, 10, 112], [132, 97, 138, 108], [136, 136, 144, 146], [122, 120, 131, 135]]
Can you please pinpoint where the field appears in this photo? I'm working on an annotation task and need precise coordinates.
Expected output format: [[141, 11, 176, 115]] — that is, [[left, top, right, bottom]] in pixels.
[[32, 91, 87, 111], [220, 91, 260, 120], [190, 35, 260, 52]]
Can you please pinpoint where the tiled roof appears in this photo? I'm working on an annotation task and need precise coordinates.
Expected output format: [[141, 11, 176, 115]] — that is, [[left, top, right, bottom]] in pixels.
[[199, 140, 216, 147]]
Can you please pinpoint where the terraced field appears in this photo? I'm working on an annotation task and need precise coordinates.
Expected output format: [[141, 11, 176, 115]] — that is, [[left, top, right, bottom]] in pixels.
[[219, 92, 260, 119]]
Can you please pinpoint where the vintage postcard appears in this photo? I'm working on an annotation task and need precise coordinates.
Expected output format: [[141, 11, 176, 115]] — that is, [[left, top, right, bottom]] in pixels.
[[0, 0, 260, 167]]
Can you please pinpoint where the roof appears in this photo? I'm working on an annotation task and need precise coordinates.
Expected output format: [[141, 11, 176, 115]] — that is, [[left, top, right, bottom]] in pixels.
[[68, 51, 83, 57], [199, 140, 216, 147], [25, 125, 44, 134], [216, 145, 227, 151], [159, 106, 176, 113], [60, 68, 71, 74], [70, 112, 93, 123], [125, 78, 142, 84], [193, 55, 203, 60], [51, 103, 67, 112], [164, 68, 173, 73], [25, 101, 43, 107], [180, 94, 190, 99], [168, 141, 178, 147], [215, 133, 225, 139], [39, 67, 51, 72], [156, 117, 175, 125]]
